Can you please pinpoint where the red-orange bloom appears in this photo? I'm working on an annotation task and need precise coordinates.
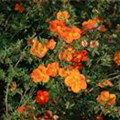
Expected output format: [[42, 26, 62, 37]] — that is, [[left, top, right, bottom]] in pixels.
[[97, 91, 116, 107], [30, 39, 48, 58], [47, 62, 59, 77], [36, 90, 49, 105], [45, 39, 56, 50], [99, 25, 107, 33], [57, 11, 70, 20], [65, 69, 87, 93], [72, 50, 87, 63], [17, 106, 25, 113], [72, 62, 83, 70], [30, 65, 49, 83], [15, 3, 25, 13], [96, 17, 104, 22]]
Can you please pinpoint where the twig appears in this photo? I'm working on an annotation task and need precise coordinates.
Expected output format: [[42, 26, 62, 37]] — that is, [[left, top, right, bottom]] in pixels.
[[19, 89, 28, 106], [5, 83, 10, 117], [108, 75, 120, 81], [4, 13, 12, 32], [14, 45, 28, 68]]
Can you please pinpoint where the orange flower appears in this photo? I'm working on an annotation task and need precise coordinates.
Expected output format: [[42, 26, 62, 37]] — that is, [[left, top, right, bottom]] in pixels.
[[15, 3, 25, 13], [97, 91, 116, 107], [65, 69, 87, 93], [30, 68, 42, 83], [38, 65, 50, 83], [30, 39, 48, 58], [47, 62, 59, 77], [17, 106, 25, 113], [114, 51, 120, 66], [59, 46, 76, 62], [57, 11, 70, 20], [60, 51, 73, 62], [82, 19, 98, 31], [50, 20, 67, 36], [59, 68, 68, 78], [97, 79, 113, 88], [64, 26, 81, 43], [30, 65, 49, 83], [59, 66, 74, 78], [45, 39, 56, 50]]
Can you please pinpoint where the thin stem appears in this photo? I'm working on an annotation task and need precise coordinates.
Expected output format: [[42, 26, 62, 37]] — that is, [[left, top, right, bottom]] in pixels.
[[108, 75, 120, 81], [14, 45, 28, 68], [19, 90, 28, 106], [5, 83, 10, 117], [4, 13, 12, 32]]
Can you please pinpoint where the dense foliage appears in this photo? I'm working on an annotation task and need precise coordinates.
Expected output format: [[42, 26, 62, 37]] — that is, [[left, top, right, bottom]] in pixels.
[[0, 0, 120, 120]]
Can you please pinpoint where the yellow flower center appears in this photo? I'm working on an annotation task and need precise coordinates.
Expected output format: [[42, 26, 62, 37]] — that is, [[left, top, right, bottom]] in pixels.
[[77, 55, 81, 58], [74, 77, 79, 83], [57, 26, 62, 30], [40, 96, 44, 101], [69, 32, 73, 36]]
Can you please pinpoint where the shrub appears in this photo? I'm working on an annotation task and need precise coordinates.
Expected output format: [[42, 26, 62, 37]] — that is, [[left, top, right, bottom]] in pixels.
[[0, 0, 120, 120]]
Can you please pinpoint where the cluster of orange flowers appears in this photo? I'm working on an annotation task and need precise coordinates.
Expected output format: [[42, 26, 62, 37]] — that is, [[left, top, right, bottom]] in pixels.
[[97, 91, 116, 107], [30, 62, 59, 83], [96, 78, 116, 107], [114, 51, 120, 66], [81, 17, 107, 34], [29, 39, 56, 58], [28, 11, 118, 117], [50, 11, 81, 43], [97, 79, 113, 88], [30, 60, 87, 93], [59, 45, 87, 70]]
